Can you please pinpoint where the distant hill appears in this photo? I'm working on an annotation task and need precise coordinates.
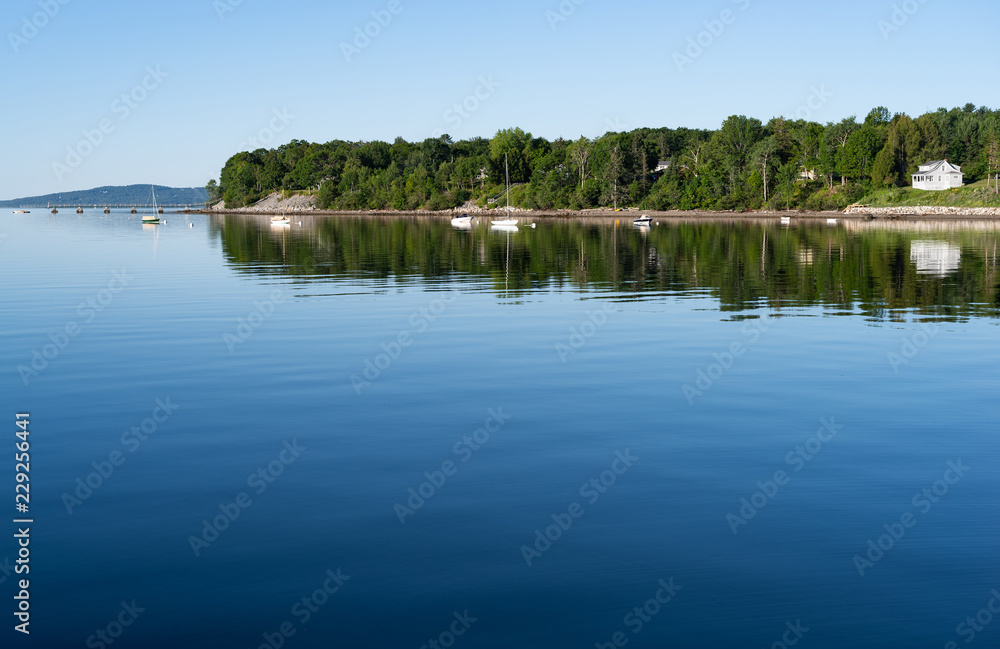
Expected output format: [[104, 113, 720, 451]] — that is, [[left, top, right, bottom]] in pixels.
[[0, 185, 209, 207]]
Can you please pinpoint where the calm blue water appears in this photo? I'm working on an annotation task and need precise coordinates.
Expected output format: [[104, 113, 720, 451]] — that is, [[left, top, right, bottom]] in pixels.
[[2, 210, 999, 648]]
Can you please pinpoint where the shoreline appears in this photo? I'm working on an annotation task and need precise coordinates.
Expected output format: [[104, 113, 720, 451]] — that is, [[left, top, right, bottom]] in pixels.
[[194, 190, 1000, 220], [189, 207, 1000, 221]]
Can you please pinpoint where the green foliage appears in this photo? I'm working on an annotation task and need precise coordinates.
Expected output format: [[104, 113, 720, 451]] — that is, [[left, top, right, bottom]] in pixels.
[[859, 182, 1000, 208], [865, 106, 892, 128], [213, 104, 1000, 213], [205, 179, 221, 202]]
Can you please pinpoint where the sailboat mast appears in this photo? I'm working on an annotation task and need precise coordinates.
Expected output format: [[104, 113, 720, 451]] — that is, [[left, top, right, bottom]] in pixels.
[[505, 153, 510, 218]]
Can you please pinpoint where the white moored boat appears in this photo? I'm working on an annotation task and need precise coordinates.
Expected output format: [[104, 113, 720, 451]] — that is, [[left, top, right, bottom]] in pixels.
[[270, 191, 290, 226], [141, 186, 160, 224], [491, 154, 518, 228]]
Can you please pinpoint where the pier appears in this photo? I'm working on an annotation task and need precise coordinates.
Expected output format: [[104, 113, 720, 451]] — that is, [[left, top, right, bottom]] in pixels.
[[31, 204, 194, 211]]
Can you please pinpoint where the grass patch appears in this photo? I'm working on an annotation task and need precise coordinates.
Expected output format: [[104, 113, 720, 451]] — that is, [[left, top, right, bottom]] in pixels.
[[859, 182, 1000, 208]]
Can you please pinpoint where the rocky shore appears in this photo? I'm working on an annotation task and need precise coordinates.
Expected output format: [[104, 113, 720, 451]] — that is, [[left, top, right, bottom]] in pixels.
[[844, 205, 1000, 217], [200, 194, 1000, 220], [209, 192, 319, 213], [202, 195, 842, 219]]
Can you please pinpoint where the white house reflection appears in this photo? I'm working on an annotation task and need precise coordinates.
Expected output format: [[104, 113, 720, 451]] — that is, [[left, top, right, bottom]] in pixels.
[[910, 240, 962, 277]]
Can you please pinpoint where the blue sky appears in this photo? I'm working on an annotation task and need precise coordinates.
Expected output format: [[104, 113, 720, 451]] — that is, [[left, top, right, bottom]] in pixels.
[[2, 0, 995, 198]]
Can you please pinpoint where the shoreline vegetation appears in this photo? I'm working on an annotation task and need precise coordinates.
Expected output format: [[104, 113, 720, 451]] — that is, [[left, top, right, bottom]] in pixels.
[[207, 104, 1000, 218]]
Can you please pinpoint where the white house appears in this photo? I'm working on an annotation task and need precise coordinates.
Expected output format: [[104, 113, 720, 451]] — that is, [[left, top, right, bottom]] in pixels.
[[912, 160, 963, 190]]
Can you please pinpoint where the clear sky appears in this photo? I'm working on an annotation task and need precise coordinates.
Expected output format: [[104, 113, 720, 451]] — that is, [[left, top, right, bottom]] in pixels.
[[2, 0, 996, 198]]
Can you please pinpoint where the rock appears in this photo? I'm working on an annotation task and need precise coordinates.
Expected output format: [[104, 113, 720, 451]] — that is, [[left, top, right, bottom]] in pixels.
[[845, 205, 1000, 216], [214, 192, 318, 213]]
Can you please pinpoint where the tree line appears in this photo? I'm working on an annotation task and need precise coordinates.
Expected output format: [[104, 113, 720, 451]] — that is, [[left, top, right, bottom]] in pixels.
[[210, 104, 1000, 212]]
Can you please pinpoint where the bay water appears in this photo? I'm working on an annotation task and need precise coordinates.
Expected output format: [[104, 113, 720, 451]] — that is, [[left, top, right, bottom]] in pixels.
[[2, 211, 998, 648]]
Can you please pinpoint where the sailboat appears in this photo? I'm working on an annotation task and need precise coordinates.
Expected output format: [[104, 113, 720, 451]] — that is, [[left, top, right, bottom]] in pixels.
[[491, 154, 518, 227], [271, 190, 290, 226], [141, 186, 160, 224]]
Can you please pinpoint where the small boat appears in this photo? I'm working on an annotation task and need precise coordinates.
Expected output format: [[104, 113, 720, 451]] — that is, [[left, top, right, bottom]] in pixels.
[[140, 186, 161, 224], [76, 207, 84, 214], [633, 215, 652, 225], [780, 216, 791, 226], [270, 191, 290, 226], [451, 213, 473, 226], [491, 154, 519, 227], [12, 210, 30, 214]]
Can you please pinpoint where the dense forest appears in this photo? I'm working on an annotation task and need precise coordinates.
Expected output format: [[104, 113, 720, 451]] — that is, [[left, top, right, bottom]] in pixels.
[[211, 104, 1000, 213]]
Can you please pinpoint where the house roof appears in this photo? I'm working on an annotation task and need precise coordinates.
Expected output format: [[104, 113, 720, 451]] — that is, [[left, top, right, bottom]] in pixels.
[[916, 160, 962, 175]]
